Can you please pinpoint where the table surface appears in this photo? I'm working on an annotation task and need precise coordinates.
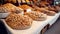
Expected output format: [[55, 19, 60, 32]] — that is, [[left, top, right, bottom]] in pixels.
[[1, 13, 60, 34], [0, 12, 60, 34]]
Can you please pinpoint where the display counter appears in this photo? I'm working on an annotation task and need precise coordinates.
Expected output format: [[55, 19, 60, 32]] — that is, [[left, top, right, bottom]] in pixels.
[[1, 13, 60, 34]]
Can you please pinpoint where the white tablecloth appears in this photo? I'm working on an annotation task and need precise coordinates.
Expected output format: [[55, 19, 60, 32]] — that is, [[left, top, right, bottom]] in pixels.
[[1, 13, 60, 34]]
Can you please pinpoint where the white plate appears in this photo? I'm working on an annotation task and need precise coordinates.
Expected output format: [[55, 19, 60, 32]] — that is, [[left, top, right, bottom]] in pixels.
[[0, 13, 10, 18]]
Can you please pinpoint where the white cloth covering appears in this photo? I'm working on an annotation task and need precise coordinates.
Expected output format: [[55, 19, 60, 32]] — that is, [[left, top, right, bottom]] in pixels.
[[1, 13, 60, 34]]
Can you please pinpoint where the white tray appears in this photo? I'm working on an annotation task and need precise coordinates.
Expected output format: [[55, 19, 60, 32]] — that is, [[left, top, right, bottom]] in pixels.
[[47, 13, 60, 25], [0, 13, 10, 18], [1, 13, 60, 34]]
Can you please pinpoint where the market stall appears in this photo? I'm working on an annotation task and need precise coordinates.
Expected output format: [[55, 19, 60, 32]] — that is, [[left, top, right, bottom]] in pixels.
[[0, 0, 60, 34]]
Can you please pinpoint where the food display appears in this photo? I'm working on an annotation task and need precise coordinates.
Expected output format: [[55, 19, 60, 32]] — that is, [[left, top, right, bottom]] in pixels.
[[0, 6, 10, 18], [0, 3, 24, 18], [0, 0, 59, 31], [5, 13, 33, 30], [38, 8, 56, 16], [30, 5, 56, 16], [38, 0, 49, 7], [5, 0, 17, 3], [0, 7, 8, 13], [55, 6, 60, 12], [18, 5, 47, 21], [25, 11, 47, 21], [0, 0, 60, 34], [18, 5, 34, 12], [2, 3, 24, 14]]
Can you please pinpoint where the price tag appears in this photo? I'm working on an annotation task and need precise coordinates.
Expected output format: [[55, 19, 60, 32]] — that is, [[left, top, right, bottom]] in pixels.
[[26, 9, 32, 12]]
